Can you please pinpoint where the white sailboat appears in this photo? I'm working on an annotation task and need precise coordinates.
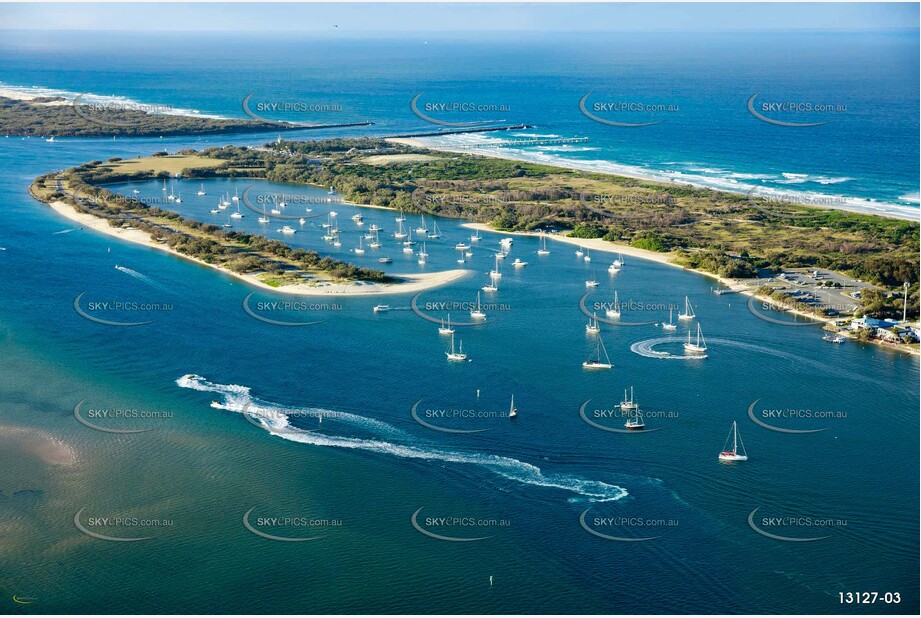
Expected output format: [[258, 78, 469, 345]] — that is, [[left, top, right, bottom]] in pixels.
[[415, 214, 428, 234], [662, 308, 677, 331], [470, 230, 481, 242], [585, 271, 599, 287], [684, 323, 707, 354], [624, 409, 645, 430], [230, 203, 244, 219], [354, 236, 365, 255], [620, 387, 638, 413], [369, 229, 381, 248], [470, 292, 487, 320], [483, 274, 499, 292], [418, 242, 428, 259], [582, 336, 613, 369], [586, 312, 600, 334], [718, 421, 748, 461], [490, 254, 503, 279], [438, 314, 455, 335], [428, 220, 442, 239], [231, 188, 239, 202], [584, 248, 592, 263], [508, 395, 518, 419], [446, 333, 468, 361], [395, 208, 406, 223], [575, 246, 584, 257], [258, 205, 270, 224], [678, 296, 696, 320], [537, 235, 550, 255], [394, 219, 407, 239], [606, 291, 621, 318], [174, 192, 182, 204], [196, 183, 206, 196]]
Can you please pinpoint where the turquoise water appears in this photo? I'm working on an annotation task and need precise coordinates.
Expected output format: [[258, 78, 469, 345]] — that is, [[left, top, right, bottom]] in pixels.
[[0, 31, 918, 615]]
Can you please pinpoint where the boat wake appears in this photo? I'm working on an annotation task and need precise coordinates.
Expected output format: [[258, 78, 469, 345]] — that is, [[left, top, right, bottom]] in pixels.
[[52, 228, 76, 235], [630, 337, 707, 360], [176, 374, 628, 503], [114, 264, 165, 289]]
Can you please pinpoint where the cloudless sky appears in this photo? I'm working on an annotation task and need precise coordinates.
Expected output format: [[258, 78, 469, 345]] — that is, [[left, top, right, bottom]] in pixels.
[[0, 2, 918, 32]]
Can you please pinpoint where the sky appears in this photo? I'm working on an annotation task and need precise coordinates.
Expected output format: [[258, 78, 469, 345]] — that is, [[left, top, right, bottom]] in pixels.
[[0, 2, 918, 33]]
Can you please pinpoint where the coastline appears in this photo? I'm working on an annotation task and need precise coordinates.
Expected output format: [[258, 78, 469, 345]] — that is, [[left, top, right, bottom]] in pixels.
[[45, 199, 470, 297], [387, 138, 920, 222]]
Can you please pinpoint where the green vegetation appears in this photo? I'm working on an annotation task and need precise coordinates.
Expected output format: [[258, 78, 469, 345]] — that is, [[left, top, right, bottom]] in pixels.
[[1, 96, 307, 137]]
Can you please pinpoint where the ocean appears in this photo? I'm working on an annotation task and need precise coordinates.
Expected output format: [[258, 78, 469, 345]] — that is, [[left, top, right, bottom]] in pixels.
[[0, 29, 918, 614]]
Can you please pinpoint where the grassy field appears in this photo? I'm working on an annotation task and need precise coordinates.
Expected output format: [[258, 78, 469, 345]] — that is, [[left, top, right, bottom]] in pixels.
[[100, 155, 225, 175]]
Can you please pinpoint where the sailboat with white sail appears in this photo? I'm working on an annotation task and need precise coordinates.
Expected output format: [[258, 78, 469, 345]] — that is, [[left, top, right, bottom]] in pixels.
[[508, 395, 518, 419], [537, 235, 550, 255], [428, 220, 442, 239], [196, 183, 206, 196], [438, 314, 455, 335], [586, 312, 600, 334], [415, 214, 428, 234], [354, 236, 365, 255], [662, 308, 677, 331]]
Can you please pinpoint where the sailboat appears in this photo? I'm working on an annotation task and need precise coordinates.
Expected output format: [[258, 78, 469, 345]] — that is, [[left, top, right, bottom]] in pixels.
[[684, 323, 707, 354], [230, 202, 244, 219], [584, 248, 592, 263], [624, 409, 645, 430], [394, 219, 407, 239], [418, 242, 428, 259], [258, 205, 270, 224], [354, 236, 365, 254], [662, 308, 677, 331], [446, 333, 468, 361], [469, 230, 481, 242], [231, 188, 239, 202], [605, 291, 621, 318], [537, 235, 550, 255], [369, 229, 381, 248], [470, 292, 487, 320], [582, 337, 612, 369], [575, 246, 584, 257], [395, 208, 406, 223], [508, 395, 518, 419], [585, 271, 599, 287], [197, 183, 206, 196], [620, 387, 638, 413], [415, 214, 428, 234], [483, 274, 499, 292], [403, 228, 415, 246], [428, 220, 442, 239], [678, 296, 696, 320], [718, 421, 748, 461], [174, 192, 182, 204], [220, 193, 230, 208], [490, 254, 502, 279], [438, 314, 454, 335], [586, 312, 600, 334]]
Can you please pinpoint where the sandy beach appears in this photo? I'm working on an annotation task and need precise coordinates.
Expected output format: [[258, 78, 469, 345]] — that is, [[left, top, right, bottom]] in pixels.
[[46, 199, 470, 297]]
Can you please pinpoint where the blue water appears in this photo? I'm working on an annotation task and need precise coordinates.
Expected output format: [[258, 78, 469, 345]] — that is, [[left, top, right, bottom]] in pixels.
[[0, 30, 918, 614], [0, 30, 918, 212]]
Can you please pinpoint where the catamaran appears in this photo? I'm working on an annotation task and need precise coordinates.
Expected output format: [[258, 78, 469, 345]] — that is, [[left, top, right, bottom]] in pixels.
[[438, 314, 455, 335], [470, 292, 487, 320], [537, 235, 550, 255], [586, 312, 600, 334], [606, 291, 621, 318], [509, 395, 518, 419], [582, 337, 613, 369], [446, 333, 468, 361], [415, 214, 428, 234], [678, 296, 696, 320], [718, 421, 748, 461], [196, 183, 206, 196], [684, 323, 707, 354], [662, 308, 677, 330]]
